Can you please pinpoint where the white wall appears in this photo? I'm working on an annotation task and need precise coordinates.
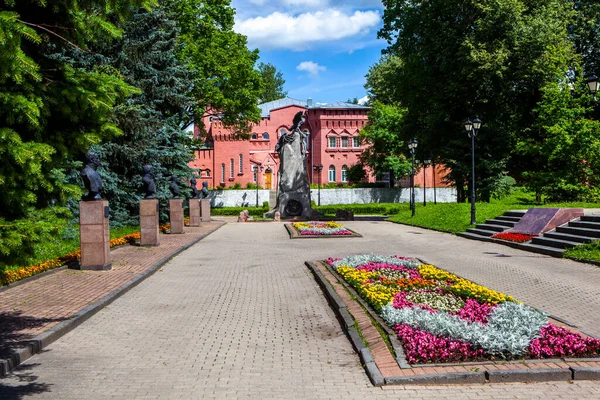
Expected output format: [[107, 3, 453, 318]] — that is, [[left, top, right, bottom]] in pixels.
[[206, 188, 456, 207]]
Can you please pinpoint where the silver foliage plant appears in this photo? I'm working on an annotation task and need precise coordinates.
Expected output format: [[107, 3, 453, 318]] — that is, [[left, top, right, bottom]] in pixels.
[[381, 302, 548, 357], [329, 254, 420, 270]]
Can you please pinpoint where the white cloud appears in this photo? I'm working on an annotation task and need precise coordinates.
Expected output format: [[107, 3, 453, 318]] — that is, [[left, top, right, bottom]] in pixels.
[[234, 9, 380, 51], [296, 61, 326, 77], [358, 95, 369, 105], [282, 0, 329, 6]]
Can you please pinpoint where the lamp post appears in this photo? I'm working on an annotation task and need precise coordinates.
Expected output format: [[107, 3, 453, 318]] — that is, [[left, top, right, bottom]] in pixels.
[[313, 164, 323, 206], [255, 165, 263, 207], [407, 139, 418, 217], [586, 75, 599, 99], [464, 117, 482, 225], [432, 160, 437, 205], [423, 158, 431, 206]]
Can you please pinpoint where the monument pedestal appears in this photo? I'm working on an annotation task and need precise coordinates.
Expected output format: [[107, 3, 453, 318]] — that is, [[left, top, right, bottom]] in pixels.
[[169, 199, 184, 234], [200, 199, 211, 222], [140, 199, 159, 246], [78, 200, 111, 270], [189, 199, 201, 226]]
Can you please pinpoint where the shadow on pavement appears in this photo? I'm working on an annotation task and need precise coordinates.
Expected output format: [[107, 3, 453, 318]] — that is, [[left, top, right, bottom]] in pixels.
[[0, 311, 67, 359], [0, 363, 52, 399]]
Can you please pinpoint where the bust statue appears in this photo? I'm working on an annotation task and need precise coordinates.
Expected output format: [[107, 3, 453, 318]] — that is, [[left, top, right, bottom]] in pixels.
[[169, 175, 180, 198], [81, 151, 103, 201], [201, 181, 209, 198], [142, 165, 157, 199], [190, 177, 198, 198]]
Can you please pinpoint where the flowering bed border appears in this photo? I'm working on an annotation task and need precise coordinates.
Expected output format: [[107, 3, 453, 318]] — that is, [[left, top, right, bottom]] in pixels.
[[285, 222, 362, 239], [305, 259, 600, 385]]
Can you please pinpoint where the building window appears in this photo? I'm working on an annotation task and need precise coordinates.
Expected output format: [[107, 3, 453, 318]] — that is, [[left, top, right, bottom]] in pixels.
[[279, 128, 287, 139], [239, 154, 243, 174], [353, 136, 361, 148], [221, 164, 225, 183], [303, 129, 309, 151], [328, 165, 336, 182], [341, 165, 348, 182], [329, 136, 336, 148], [341, 136, 349, 148], [263, 132, 269, 140], [251, 165, 257, 182], [205, 169, 211, 177], [230, 159, 234, 179], [251, 133, 258, 140]]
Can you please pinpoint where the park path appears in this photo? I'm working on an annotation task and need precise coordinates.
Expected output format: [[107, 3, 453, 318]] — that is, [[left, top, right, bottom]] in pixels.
[[1, 220, 600, 399]]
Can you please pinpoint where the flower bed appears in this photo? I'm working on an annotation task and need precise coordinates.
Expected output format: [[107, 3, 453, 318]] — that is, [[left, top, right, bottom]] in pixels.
[[292, 221, 353, 236], [491, 232, 534, 243], [326, 254, 600, 364]]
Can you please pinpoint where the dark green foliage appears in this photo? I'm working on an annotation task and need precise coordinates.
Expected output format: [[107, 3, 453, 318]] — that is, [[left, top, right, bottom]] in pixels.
[[257, 62, 287, 103], [346, 163, 367, 183]]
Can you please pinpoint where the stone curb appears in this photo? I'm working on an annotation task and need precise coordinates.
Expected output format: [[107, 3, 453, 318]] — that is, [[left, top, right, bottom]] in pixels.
[[571, 367, 600, 380], [385, 372, 487, 385], [305, 261, 384, 387], [486, 368, 572, 383], [0, 222, 226, 378]]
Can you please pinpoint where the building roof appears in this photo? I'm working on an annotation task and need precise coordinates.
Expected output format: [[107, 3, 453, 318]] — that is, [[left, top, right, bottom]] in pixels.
[[258, 97, 369, 118]]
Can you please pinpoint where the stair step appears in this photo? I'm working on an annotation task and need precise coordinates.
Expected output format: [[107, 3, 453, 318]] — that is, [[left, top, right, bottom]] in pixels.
[[581, 215, 600, 223], [475, 224, 507, 233], [504, 210, 527, 218], [495, 216, 522, 223], [457, 232, 491, 241], [485, 219, 515, 227], [557, 226, 600, 238], [568, 220, 600, 229], [466, 228, 495, 237], [531, 237, 581, 249], [543, 231, 597, 244], [515, 243, 565, 258]]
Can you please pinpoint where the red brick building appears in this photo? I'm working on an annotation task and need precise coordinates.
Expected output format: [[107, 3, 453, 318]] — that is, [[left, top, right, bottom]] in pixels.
[[189, 97, 447, 190]]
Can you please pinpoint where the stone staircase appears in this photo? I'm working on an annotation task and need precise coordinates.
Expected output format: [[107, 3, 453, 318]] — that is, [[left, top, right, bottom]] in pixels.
[[457, 210, 526, 239], [458, 212, 600, 258]]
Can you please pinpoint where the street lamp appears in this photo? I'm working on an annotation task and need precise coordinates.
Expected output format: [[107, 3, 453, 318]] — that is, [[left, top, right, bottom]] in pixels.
[[464, 117, 482, 225], [407, 139, 418, 217], [423, 158, 431, 206], [432, 160, 437, 205], [586, 75, 599, 98], [313, 164, 323, 206], [255, 165, 263, 207]]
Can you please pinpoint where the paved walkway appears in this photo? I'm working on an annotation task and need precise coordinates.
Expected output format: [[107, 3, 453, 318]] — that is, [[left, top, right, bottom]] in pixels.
[[1, 221, 600, 399]]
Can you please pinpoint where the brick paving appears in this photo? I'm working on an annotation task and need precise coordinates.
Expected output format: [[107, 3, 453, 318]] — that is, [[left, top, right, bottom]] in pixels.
[[1, 220, 600, 399]]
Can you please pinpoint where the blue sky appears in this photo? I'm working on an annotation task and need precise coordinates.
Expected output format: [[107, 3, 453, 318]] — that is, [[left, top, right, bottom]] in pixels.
[[231, 0, 387, 104]]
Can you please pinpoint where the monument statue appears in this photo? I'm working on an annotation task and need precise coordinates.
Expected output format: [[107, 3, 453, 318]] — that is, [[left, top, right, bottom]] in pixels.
[[266, 111, 312, 218], [169, 175, 181, 198], [142, 165, 157, 199], [201, 181, 210, 198], [81, 151, 103, 201], [190, 177, 198, 198]]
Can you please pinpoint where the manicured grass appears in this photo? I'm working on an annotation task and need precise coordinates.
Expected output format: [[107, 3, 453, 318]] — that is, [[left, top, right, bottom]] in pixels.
[[564, 242, 600, 263]]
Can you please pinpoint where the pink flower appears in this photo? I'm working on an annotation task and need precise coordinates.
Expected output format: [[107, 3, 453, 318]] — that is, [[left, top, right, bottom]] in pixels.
[[528, 324, 600, 358]]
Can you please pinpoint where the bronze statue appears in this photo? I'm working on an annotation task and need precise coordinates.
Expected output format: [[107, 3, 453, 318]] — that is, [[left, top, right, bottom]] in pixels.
[[169, 175, 181, 198], [190, 177, 198, 198], [201, 181, 209, 198], [142, 165, 157, 199], [81, 151, 103, 201]]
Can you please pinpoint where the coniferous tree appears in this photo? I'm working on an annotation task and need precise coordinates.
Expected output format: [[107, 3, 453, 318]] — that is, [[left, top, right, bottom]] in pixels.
[[257, 62, 287, 103]]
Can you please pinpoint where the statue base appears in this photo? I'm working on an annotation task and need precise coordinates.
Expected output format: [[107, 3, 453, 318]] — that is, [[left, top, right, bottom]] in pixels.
[[189, 199, 201, 226], [169, 199, 184, 234], [265, 190, 312, 219], [140, 199, 160, 246], [77, 200, 111, 270], [200, 199, 211, 222]]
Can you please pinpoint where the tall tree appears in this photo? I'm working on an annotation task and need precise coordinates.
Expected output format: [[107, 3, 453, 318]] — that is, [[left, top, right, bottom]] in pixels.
[[374, 0, 574, 202], [163, 0, 262, 136], [0, 0, 150, 265], [257, 62, 287, 103]]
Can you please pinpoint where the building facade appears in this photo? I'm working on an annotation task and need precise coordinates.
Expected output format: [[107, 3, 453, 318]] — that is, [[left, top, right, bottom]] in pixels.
[[189, 97, 448, 191]]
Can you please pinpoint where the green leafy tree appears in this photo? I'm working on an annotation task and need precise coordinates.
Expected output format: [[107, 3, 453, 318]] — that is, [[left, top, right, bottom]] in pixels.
[[257, 62, 287, 103], [163, 0, 262, 136], [346, 163, 367, 183], [374, 0, 574, 202], [359, 101, 412, 184], [0, 0, 150, 266]]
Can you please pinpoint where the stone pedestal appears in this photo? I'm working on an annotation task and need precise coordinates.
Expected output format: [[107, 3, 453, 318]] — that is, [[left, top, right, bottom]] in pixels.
[[140, 199, 159, 246], [169, 199, 184, 234], [78, 200, 111, 270], [189, 199, 201, 227], [200, 199, 211, 222]]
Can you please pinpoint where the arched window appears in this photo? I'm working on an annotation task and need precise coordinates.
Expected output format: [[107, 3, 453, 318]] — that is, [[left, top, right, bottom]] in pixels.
[[221, 164, 225, 183], [279, 128, 287, 139], [263, 132, 269, 140], [238, 154, 243, 174], [341, 165, 348, 182], [328, 165, 336, 182], [251, 133, 258, 140], [230, 159, 234, 179], [329, 136, 336, 148], [205, 169, 211, 177]]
